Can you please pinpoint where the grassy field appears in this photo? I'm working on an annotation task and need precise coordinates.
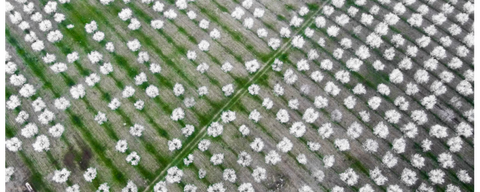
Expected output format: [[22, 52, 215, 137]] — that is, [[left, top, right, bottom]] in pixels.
[[6, 0, 474, 191]]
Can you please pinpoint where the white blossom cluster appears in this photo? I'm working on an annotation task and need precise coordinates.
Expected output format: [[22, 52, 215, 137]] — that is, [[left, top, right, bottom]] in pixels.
[[83, 167, 97, 182], [52, 168, 71, 183], [126, 151, 140, 166], [32, 135, 50, 152], [6, 167, 15, 183]]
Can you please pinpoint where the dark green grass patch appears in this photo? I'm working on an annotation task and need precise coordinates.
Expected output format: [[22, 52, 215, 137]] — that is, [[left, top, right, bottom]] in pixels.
[[307, 3, 321, 11], [285, 4, 296, 11], [112, 54, 139, 79], [144, 115, 170, 138], [234, 77, 249, 86], [344, 152, 369, 175], [60, 73, 76, 87], [102, 123, 120, 141], [212, 1, 229, 13], [255, 72, 270, 87], [257, 52, 274, 63], [177, 27, 198, 44], [277, 15, 287, 21], [6, 88, 13, 98]]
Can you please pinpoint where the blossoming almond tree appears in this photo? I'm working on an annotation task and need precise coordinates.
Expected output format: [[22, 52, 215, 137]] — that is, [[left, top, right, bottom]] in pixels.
[[238, 125, 250, 137], [252, 167, 266, 183], [223, 169, 236, 183], [363, 139, 379, 153], [276, 109, 289, 124], [198, 40, 210, 51], [32, 135, 50, 152], [129, 124, 145, 137], [157, 183, 172, 192], [15, 111, 28, 124], [290, 122, 306, 137], [340, 168, 358, 186], [302, 108, 319, 123], [83, 167, 97, 182], [221, 110, 236, 123], [21, 123, 38, 138], [182, 125, 195, 137], [335, 139, 350, 151], [146, 85, 159, 98], [6, 137, 22, 152], [52, 168, 71, 183], [198, 139, 211, 152], [265, 150, 281, 165], [6, 167, 15, 183], [249, 109, 261, 123], [237, 151, 253, 167], [370, 167, 387, 185], [245, 59, 260, 73], [164, 166, 183, 184], [222, 84, 234, 97], [210, 153, 224, 166], [168, 138, 182, 151], [115, 140, 128, 153], [121, 180, 137, 192], [383, 151, 398, 168], [347, 122, 363, 139], [207, 122, 223, 137], [238, 183, 254, 192], [170, 108, 185, 121], [429, 169, 445, 185], [126, 151, 141, 166], [207, 182, 225, 192]]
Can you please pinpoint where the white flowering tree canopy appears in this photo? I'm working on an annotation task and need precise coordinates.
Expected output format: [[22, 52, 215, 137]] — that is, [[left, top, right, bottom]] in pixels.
[[245, 59, 260, 73], [83, 167, 97, 182], [126, 152, 141, 166], [207, 122, 223, 137], [52, 168, 71, 183], [6, 137, 22, 152]]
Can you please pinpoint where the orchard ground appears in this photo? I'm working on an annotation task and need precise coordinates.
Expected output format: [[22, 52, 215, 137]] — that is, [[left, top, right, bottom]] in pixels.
[[6, 0, 474, 191]]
